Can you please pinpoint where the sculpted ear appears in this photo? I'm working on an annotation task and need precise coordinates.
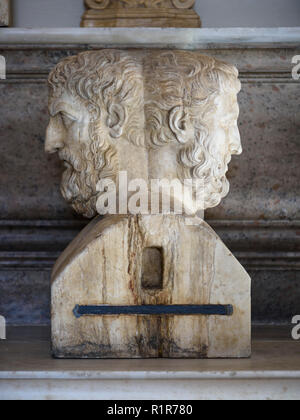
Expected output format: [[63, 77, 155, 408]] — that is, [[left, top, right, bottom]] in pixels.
[[169, 106, 190, 144], [107, 103, 126, 138]]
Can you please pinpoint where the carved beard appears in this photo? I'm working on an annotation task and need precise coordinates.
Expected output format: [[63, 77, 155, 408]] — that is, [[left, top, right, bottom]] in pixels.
[[209, 150, 231, 206], [179, 135, 232, 210], [199, 149, 231, 209], [59, 141, 118, 218]]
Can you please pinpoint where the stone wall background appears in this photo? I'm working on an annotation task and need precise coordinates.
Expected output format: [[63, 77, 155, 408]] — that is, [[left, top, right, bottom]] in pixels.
[[12, 0, 300, 28], [0, 44, 299, 325]]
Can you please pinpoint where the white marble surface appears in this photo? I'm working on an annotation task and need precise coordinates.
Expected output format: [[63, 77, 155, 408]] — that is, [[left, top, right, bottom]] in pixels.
[[0, 27, 299, 48], [1, 370, 300, 380], [1, 378, 299, 400], [0, 326, 299, 400]]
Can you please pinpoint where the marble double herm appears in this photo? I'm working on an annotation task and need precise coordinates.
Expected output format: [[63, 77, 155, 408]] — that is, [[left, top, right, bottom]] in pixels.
[[45, 50, 251, 359]]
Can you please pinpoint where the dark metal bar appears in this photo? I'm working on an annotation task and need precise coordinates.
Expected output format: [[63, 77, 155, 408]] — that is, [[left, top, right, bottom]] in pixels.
[[73, 304, 233, 319]]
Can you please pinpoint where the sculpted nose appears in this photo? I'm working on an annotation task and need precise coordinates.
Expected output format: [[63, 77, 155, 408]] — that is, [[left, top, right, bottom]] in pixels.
[[45, 118, 64, 154], [229, 126, 242, 155]]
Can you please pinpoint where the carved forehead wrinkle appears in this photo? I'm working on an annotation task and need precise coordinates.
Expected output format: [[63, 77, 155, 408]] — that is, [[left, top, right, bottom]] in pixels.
[[49, 94, 84, 119]]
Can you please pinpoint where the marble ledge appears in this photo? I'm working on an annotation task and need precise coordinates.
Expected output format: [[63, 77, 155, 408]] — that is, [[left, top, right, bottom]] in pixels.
[[0, 326, 299, 400], [0, 27, 300, 49]]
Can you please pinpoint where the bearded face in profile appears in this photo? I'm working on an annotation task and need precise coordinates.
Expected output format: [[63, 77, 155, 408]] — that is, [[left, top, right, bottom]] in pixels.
[[46, 93, 118, 218], [45, 50, 242, 217], [144, 51, 242, 210], [45, 50, 144, 218]]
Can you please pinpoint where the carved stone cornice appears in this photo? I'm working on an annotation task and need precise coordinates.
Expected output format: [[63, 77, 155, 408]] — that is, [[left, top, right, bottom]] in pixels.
[[1, 219, 299, 271], [85, 0, 196, 9], [82, 0, 201, 27]]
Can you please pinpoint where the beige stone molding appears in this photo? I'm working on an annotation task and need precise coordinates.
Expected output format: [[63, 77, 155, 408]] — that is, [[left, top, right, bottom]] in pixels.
[[82, 0, 201, 27], [0, 0, 11, 27]]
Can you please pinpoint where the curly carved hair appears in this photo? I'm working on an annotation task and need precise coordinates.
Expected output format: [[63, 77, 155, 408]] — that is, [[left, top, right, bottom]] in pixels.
[[144, 50, 241, 209], [48, 49, 145, 146], [48, 50, 241, 216], [48, 50, 145, 217]]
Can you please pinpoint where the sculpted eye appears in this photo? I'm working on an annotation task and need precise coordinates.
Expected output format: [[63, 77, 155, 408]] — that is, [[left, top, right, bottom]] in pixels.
[[60, 112, 77, 128]]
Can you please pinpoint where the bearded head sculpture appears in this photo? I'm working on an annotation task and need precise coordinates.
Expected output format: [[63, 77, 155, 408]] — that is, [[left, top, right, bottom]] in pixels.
[[145, 50, 242, 210], [46, 50, 241, 217], [45, 50, 144, 217]]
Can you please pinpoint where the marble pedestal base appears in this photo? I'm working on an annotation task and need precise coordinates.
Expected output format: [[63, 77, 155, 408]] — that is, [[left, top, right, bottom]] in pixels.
[[1, 327, 299, 400], [51, 215, 251, 359]]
